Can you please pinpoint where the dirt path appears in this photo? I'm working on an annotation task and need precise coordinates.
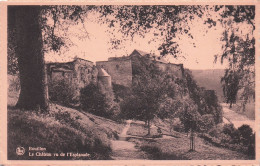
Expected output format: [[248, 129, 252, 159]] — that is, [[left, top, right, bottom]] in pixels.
[[221, 103, 255, 130], [110, 120, 148, 160]]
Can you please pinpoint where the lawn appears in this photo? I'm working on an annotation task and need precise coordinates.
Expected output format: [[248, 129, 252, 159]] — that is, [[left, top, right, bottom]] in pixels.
[[126, 120, 159, 137], [127, 121, 252, 160]]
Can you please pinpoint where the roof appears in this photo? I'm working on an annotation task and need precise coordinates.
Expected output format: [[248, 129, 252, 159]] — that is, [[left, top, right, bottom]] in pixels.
[[130, 49, 169, 64], [46, 57, 93, 65], [132, 49, 150, 56], [98, 68, 110, 77], [73, 57, 93, 63]]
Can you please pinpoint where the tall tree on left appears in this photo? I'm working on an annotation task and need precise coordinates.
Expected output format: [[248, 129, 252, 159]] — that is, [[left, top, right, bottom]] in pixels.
[[8, 6, 49, 111]]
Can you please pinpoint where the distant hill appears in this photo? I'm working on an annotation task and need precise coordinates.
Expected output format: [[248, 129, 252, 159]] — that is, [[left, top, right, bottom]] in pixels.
[[190, 69, 225, 102]]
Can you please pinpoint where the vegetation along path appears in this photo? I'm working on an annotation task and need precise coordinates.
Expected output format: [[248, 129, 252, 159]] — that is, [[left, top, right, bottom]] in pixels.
[[221, 103, 255, 131], [110, 120, 149, 160]]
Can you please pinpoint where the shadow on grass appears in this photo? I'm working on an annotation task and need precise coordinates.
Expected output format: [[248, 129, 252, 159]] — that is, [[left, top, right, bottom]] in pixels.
[[140, 145, 189, 160]]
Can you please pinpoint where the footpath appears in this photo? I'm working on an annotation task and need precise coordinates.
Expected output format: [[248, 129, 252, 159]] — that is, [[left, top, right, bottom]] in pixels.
[[110, 120, 148, 160]]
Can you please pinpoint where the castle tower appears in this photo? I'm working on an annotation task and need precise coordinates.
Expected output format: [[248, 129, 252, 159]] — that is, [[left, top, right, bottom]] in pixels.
[[97, 68, 112, 90]]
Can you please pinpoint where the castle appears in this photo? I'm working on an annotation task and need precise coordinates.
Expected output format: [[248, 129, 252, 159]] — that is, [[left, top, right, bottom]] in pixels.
[[46, 49, 184, 97]]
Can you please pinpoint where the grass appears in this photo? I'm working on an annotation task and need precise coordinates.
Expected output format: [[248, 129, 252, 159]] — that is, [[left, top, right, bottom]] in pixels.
[[127, 120, 252, 160], [8, 104, 121, 160], [7, 78, 124, 160], [126, 121, 159, 137]]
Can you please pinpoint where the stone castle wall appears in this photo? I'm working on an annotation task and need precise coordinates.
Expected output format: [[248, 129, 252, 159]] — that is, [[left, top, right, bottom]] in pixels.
[[96, 59, 132, 87], [47, 50, 184, 90], [47, 58, 98, 99], [96, 55, 184, 87], [165, 63, 184, 78]]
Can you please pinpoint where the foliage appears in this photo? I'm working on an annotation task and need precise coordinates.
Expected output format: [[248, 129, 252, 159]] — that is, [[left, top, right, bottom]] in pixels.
[[112, 83, 132, 103], [157, 98, 183, 120], [208, 124, 224, 138], [121, 56, 185, 134], [7, 30, 19, 75], [40, 6, 97, 53], [48, 79, 77, 106], [204, 123, 255, 157], [215, 6, 255, 108], [172, 118, 185, 132], [222, 124, 240, 144], [80, 83, 120, 119], [179, 99, 201, 132], [238, 124, 254, 145], [100, 6, 211, 57], [184, 69, 223, 124], [198, 114, 215, 132]]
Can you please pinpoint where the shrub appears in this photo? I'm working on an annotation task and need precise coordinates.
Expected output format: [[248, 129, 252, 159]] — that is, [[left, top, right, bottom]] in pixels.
[[219, 133, 232, 144], [198, 114, 215, 132], [49, 79, 77, 106], [247, 133, 255, 157], [80, 83, 120, 119], [140, 145, 162, 159], [238, 124, 253, 145], [112, 83, 132, 103], [208, 124, 223, 137], [222, 124, 236, 136], [172, 118, 185, 132], [221, 124, 240, 144]]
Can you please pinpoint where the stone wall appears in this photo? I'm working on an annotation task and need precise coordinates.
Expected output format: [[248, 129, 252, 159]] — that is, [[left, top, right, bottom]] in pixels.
[[73, 59, 98, 89], [165, 63, 184, 78], [47, 58, 98, 99], [96, 59, 132, 87]]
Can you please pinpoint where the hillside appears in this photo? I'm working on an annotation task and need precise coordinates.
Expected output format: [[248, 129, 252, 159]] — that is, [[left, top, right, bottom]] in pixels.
[[7, 74, 254, 160], [190, 69, 225, 102], [8, 86, 124, 160]]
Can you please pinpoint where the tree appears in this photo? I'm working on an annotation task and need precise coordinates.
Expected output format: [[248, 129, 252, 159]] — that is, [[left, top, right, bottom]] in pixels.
[[184, 69, 223, 124], [102, 6, 207, 57], [8, 6, 93, 111], [179, 99, 200, 133], [215, 6, 255, 109], [9, 5, 244, 112], [221, 70, 240, 108], [80, 83, 119, 119], [121, 56, 173, 135], [132, 61, 167, 135], [9, 6, 49, 111], [48, 79, 77, 106]]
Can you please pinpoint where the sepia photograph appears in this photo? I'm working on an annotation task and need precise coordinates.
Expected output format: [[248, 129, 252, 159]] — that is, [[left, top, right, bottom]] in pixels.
[[5, 4, 256, 162]]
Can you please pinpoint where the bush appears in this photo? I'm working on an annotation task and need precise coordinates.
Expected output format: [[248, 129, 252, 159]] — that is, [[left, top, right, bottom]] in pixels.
[[208, 124, 223, 138], [219, 133, 232, 144], [222, 124, 236, 136], [49, 79, 77, 106], [140, 145, 162, 159], [238, 125, 253, 145], [112, 83, 132, 103], [198, 114, 215, 132], [80, 83, 120, 119], [172, 118, 185, 132]]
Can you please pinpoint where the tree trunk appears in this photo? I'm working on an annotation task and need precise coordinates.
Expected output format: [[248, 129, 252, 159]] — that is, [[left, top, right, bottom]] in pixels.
[[12, 6, 49, 111], [229, 102, 232, 109], [147, 119, 151, 135]]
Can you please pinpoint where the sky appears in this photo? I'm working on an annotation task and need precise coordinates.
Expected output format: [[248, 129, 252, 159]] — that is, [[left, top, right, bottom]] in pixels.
[[45, 8, 229, 70]]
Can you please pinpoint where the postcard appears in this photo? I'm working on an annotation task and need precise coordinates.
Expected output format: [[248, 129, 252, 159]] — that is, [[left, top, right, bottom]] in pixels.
[[0, 0, 259, 165]]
